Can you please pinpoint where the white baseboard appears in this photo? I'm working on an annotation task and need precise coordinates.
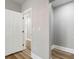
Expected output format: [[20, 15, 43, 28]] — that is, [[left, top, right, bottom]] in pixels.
[[51, 45, 74, 54], [5, 49, 24, 56], [31, 52, 42, 59]]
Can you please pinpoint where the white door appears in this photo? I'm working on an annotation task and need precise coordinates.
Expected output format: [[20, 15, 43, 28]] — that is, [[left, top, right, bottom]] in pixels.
[[23, 9, 32, 49], [5, 9, 23, 55]]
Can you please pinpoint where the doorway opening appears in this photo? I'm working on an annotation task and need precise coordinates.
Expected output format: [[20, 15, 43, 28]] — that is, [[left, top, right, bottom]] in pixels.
[[23, 8, 32, 56]]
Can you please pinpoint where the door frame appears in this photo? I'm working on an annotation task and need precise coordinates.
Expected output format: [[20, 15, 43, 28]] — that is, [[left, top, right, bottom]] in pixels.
[[22, 8, 32, 50]]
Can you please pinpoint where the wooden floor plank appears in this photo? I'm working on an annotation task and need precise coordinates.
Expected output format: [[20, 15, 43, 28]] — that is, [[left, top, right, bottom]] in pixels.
[[6, 54, 17, 59], [5, 49, 32, 59], [14, 52, 25, 59], [20, 51, 32, 59]]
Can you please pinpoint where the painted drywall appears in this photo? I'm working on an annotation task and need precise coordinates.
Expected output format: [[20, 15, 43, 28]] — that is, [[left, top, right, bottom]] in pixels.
[[32, 0, 49, 59], [49, 3, 54, 46], [22, 0, 32, 11], [54, 2, 74, 49], [5, 0, 21, 12], [5, 9, 23, 55], [22, 0, 49, 59]]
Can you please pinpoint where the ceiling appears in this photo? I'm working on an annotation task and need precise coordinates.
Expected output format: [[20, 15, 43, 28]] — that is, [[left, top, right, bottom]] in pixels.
[[12, 0, 26, 5], [11, 0, 73, 7], [49, 0, 74, 7]]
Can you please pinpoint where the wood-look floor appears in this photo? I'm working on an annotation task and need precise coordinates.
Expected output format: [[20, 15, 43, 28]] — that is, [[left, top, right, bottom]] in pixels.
[[51, 48, 74, 59], [5, 49, 32, 59], [6, 39, 74, 59], [6, 40, 32, 59]]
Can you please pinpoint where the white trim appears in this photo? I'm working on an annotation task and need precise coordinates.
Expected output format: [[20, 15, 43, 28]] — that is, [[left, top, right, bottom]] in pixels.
[[22, 8, 32, 15], [31, 52, 42, 59], [5, 49, 23, 56], [51, 45, 55, 50], [22, 8, 32, 50], [51, 45, 74, 54]]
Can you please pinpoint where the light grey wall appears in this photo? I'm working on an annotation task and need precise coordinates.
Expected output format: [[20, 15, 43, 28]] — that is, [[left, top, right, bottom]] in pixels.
[[22, 0, 50, 59], [5, 0, 21, 12], [54, 2, 74, 49], [49, 4, 54, 46]]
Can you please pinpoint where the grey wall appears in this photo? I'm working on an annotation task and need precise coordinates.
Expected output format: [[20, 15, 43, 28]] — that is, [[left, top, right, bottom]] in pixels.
[[54, 2, 74, 49], [5, 0, 21, 12], [22, 0, 50, 59], [49, 4, 54, 46]]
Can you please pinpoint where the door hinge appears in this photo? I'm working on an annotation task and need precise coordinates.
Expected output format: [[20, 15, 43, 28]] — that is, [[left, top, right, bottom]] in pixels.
[[22, 30, 24, 33], [22, 17, 24, 19]]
